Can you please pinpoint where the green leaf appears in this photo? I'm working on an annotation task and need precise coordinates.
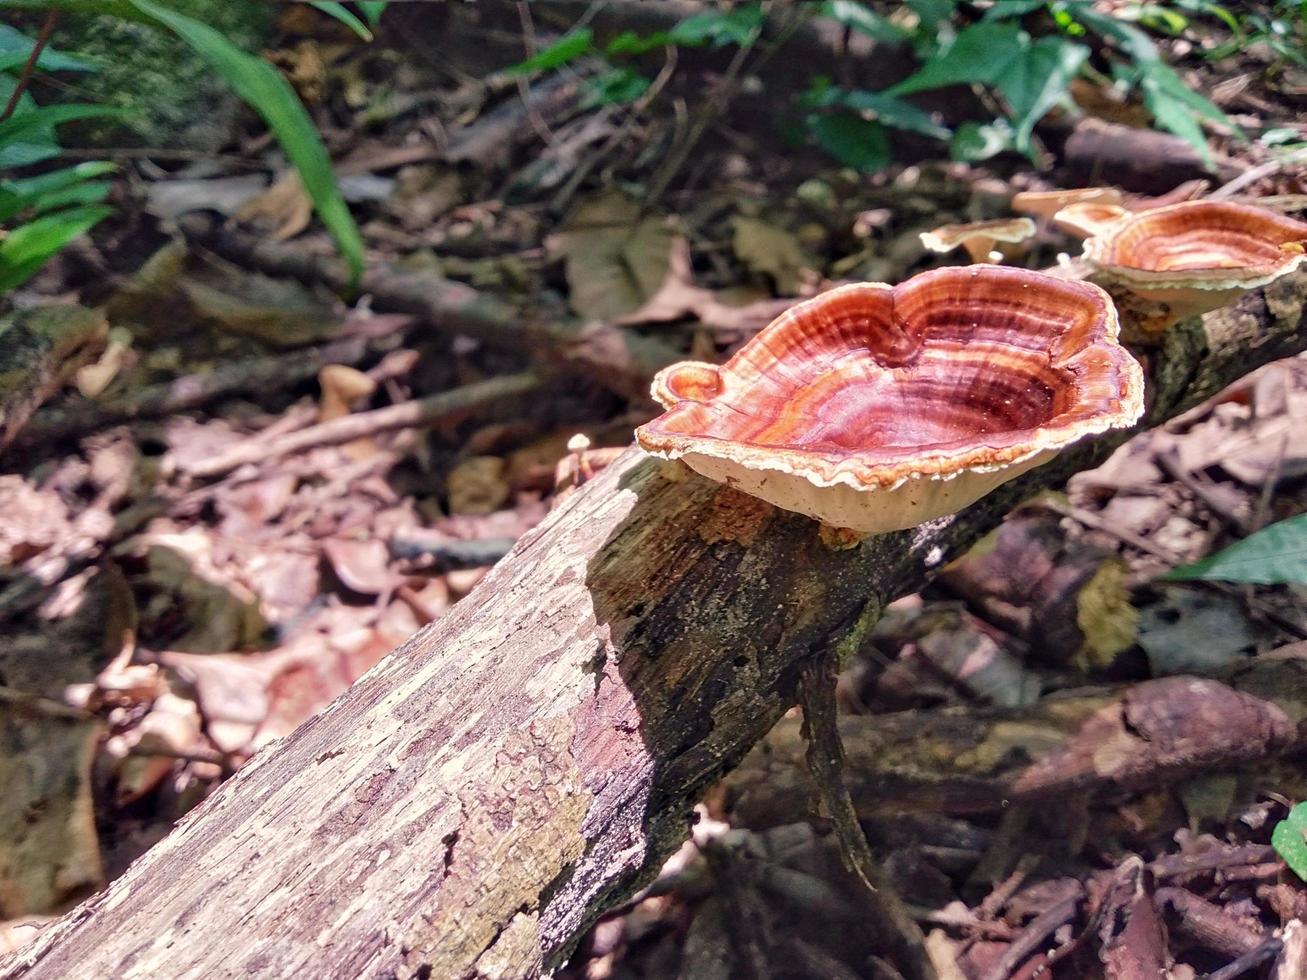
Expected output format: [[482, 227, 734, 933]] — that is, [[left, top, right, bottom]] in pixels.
[[357, 1, 386, 27], [810, 111, 889, 172], [984, 0, 1047, 18], [0, 23, 96, 71], [906, 0, 956, 28], [1165, 514, 1307, 584], [1138, 60, 1230, 163], [1070, 4, 1160, 61], [950, 118, 1013, 160], [820, 1, 908, 43], [670, 3, 764, 48], [127, 0, 364, 285], [0, 204, 111, 291], [311, 2, 373, 41], [605, 29, 672, 56], [1273, 802, 1307, 881], [0, 177, 110, 222], [996, 35, 1088, 152], [0, 101, 126, 145], [504, 28, 593, 74], [838, 89, 950, 139], [888, 21, 1025, 95], [584, 67, 649, 107]]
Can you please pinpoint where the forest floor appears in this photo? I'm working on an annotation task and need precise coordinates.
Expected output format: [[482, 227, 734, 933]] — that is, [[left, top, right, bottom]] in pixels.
[[3, 3, 1307, 977]]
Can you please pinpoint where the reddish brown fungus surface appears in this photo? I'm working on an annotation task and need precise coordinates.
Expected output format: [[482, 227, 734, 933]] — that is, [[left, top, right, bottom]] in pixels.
[[637, 266, 1143, 531], [1089, 200, 1307, 279]]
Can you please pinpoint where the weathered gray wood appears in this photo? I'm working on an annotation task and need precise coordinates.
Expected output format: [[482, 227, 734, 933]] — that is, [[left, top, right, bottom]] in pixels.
[[3, 272, 1306, 979]]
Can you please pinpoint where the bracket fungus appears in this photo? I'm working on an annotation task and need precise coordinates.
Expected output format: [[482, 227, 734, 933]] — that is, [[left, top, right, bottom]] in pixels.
[[1011, 187, 1124, 223], [1056, 200, 1307, 328], [920, 217, 1036, 264], [636, 266, 1145, 533]]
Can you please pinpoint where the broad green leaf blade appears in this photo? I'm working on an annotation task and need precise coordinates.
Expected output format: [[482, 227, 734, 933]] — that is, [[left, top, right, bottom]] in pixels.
[[984, 0, 1047, 18], [839, 89, 950, 140], [311, 2, 373, 41], [670, 3, 764, 47], [888, 21, 1026, 95], [1273, 802, 1307, 881], [0, 102, 126, 145], [810, 111, 889, 173], [820, 1, 908, 44], [584, 68, 650, 108], [0, 22, 96, 71], [995, 36, 1088, 152], [1071, 5, 1160, 62], [504, 28, 593, 74], [0, 204, 112, 291], [127, 0, 364, 285], [0, 160, 115, 200], [1165, 514, 1307, 584], [950, 118, 1014, 161]]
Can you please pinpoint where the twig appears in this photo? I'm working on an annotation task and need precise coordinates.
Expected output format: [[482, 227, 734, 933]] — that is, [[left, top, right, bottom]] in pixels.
[[0, 10, 58, 122], [1154, 446, 1249, 534], [513, 2, 556, 145], [978, 894, 1080, 980], [12, 335, 385, 450], [1036, 497, 1307, 641], [174, 371, 544, 480], [1209, 147, 1307, 201], [644, 20, 761, 208], [0, 687, 92, 721], [800, 657, 936, 980], [1252, 431, 1289, 533]]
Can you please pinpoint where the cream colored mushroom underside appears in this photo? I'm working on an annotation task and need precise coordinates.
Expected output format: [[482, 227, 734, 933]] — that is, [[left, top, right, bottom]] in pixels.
[[665, 449, 1058, 532]]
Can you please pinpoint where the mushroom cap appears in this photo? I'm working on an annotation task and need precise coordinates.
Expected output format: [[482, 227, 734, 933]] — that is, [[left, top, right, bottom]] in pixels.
[[920, 217, 1037, 252], [1012, 187, 1124, 221], [636, 266, 1145, 532], [1080, 200, 1307, 292]]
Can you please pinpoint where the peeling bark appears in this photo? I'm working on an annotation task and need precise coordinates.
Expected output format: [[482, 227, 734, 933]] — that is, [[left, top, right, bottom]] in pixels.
[[3, 273, 1307, 978]]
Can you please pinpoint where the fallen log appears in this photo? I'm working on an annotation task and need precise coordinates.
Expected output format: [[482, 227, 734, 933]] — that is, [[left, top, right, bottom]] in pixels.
[[725, 654, 1307, 827], [2, 271, 1305, 978]]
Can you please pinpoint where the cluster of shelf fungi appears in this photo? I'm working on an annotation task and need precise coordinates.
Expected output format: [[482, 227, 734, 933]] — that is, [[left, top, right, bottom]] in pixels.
[[5, 198, 1307, 979]]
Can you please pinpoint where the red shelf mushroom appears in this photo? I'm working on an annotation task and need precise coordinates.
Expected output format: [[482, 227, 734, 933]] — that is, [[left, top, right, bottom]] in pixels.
[[637, 266, 1145, 532], [1057, 200, 1307, 329]]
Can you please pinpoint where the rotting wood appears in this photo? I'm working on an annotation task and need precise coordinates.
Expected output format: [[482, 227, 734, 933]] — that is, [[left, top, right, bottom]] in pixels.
[[2, 272, 1306, 979]]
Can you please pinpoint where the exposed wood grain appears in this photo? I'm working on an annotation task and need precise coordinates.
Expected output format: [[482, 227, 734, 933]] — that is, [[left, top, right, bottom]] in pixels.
[[3, 271, 1306, 979]]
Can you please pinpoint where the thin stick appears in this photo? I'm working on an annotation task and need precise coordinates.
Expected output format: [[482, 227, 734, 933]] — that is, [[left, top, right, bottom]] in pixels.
[[1, 10, 58, 122], [176, 371, 543, 480], [643, 21, 761, 208], [1209, 147, 1307, 200], [800, 656, 936, 980], [1038, 497, 1307, 640]]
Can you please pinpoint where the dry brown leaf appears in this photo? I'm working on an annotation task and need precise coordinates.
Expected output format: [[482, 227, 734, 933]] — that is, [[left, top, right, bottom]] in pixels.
[[448, 456, 511, 516], [111, 692, 204, 806], [322, 537, 393, 595], [555, 190, 677, 321], [234, 171, 313, 242], [731, 216, 815, 295]]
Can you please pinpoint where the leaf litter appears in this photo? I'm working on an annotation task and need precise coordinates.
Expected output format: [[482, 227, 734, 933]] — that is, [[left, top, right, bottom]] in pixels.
[[3, 2, 1307, 976]]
